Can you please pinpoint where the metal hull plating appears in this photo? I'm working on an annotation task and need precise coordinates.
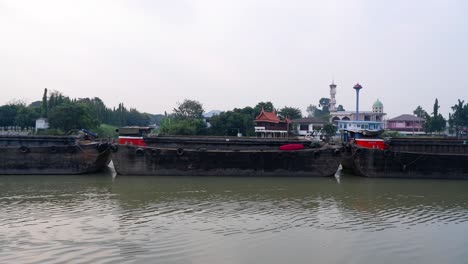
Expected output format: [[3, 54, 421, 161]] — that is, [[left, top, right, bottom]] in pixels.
[[341, 138, 468, 179], [112, 144, 341, 177], [0, 136, 111, 175]]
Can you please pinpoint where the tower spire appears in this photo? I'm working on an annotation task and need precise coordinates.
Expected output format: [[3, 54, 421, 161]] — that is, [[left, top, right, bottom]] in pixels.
[[329, 81, 337, 112], [353, 83, 363, 121]]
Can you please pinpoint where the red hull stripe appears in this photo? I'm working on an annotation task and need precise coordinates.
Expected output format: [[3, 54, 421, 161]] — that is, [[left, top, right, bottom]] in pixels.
[[118, 137, 147, 146]]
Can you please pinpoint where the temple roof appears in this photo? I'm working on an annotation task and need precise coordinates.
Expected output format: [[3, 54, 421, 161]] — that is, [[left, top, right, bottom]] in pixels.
[[255, 108, 289, 123]]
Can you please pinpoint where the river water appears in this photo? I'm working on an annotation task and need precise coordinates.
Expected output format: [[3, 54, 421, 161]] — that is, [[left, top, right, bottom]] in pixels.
[[1, 169, 468, 264]]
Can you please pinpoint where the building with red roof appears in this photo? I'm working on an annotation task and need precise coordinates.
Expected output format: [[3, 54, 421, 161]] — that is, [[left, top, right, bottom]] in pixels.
[[254, 108, 290, 137]]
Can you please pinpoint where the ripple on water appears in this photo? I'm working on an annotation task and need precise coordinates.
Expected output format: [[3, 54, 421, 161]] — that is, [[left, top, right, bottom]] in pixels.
[[2, 176, 468, 264]]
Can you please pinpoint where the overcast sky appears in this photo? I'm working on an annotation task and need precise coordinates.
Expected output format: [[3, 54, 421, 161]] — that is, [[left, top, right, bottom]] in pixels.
[[1, 0, 467, 118]]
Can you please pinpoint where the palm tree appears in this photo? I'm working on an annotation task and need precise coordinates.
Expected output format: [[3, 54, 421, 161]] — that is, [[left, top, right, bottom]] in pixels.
[[450, 99, 465, 137]]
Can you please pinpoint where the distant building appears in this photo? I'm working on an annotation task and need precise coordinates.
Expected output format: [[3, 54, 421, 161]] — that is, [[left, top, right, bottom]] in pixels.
[[330, 99, 386, 124], [254, 108, 290, 138], [336, 120, 386, 133], [328, 82, 386, 140], [35, 118, 49, 131], [387, 114, 425, 135], [203, 110, 222, 128], [291, 117, 327, 136]]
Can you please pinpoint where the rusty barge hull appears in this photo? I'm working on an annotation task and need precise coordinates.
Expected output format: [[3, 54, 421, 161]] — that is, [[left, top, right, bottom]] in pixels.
[[112, 136, 341, 176], [343, 138, 468, 179], [0, 136, 111, 175], [142, 136, 319, 149], [112, 146, 341, 176]]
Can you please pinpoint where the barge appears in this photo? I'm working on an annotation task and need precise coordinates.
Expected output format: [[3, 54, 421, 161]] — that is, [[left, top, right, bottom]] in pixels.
[[111, 127, 342, 177], [0, 133, 111, 175], [342, 135, 468, 179]]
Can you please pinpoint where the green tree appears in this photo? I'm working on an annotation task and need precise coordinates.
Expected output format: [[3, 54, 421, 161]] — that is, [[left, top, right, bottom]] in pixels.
[[126, 108, 150, 126], [278, 106, 302, 120], [208, 108, 255, 136], [28, 101, 42, 108], [322, 123, 337, 141], [159, 117, 206, 135], [319, 98, 330, 113], [94, 124, 118, 138], [2, 89, 154, 133], [148, 114, 165, 126], [240, 106, 255, 116], [306, 103, 329, 121], [413, 106, 428, 118], [425, 99, 447, 134], [254, 102, 274, 116], [15, 106, 40, 129], [448, 99, 468, 137], [306, 104, 318, 118], [306, 96, 331, 120], [159, 99, 207, 135], [0, 104, 20, 127], [41, 88, 48, 118], [48, 103, 99, 132], [173, 99, 204, 120], [46, 90, 71, 114]]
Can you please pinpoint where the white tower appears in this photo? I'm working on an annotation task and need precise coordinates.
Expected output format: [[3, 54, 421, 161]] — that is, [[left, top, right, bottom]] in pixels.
[[329, 82, 337, 112]]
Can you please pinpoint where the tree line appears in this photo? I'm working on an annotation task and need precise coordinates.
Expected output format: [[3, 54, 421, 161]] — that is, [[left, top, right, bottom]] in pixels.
[[2, 88, 466, 138], [161, 97, 467, 138], [158, 99, 339, 138], [159, 100, 304, 136], [0, 89, 342, 138], [413, 98, 468, 136], [0, 89, 151, 135]]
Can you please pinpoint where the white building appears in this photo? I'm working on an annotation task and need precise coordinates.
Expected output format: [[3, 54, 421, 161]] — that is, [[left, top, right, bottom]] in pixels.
[[203, 110, 222, 128], [35, 118, 49, 131], [291, 118, 327, 136], [330, 99, 386, 124]]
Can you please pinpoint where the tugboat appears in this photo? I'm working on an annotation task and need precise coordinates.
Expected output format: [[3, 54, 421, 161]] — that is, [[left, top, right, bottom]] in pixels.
[[340, 129, 387, 174], [110, 127, 342, 177], [0, 129, 111, 175], [341, 129, 468, 179]]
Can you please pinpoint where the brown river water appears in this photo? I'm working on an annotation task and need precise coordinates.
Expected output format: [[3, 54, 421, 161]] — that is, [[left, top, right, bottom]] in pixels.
[[1, 167, 468, 264]]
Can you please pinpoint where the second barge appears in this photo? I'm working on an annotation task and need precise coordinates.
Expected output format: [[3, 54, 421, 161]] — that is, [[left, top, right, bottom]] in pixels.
[[342, 136, 468, 179], [111, 127, 342, 177]]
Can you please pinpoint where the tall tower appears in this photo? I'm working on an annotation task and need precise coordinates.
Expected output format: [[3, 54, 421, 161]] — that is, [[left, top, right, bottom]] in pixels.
[[353, 83, 363, 121], [329, 82, 337, 112]]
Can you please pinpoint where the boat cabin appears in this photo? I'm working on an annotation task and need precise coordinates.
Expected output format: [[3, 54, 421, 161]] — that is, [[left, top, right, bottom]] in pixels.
[[343, 129, 387, 150], [116, 126, 152, 146]]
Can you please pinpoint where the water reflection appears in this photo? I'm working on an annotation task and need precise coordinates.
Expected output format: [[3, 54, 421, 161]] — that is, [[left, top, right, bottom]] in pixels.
[[110, 175, 468, 233], [1, 173, 468, 263]]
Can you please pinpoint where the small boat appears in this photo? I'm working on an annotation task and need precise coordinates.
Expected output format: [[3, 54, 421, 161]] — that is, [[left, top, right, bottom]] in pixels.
[[341, 130, 468, 179], [0, 131, 111, 175], [111, 127, 342, 177], [340, 129, 387, 174]]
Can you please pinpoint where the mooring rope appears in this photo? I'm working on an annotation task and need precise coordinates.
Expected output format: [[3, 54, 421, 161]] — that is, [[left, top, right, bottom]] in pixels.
[[395, 152, 427, 172], [76, 142, 111, 157]]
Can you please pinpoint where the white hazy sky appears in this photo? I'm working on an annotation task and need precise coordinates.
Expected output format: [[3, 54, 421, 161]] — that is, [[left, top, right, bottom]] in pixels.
[[1, 0, 467, 118]]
